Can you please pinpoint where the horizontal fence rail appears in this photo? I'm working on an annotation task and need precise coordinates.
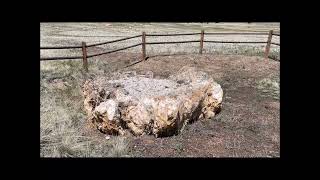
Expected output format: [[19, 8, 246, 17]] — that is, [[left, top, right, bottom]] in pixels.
[[203, 41, 267, 44], [146, 33, 201, 36], [40, 45, 82, 49], [86, 34, 142, 47], [146, 40, 200, 45], [40, 55, 83, 61], [87, 43, 142, 58], [204, 32, 269, 35], [40, 29, 280, 72]]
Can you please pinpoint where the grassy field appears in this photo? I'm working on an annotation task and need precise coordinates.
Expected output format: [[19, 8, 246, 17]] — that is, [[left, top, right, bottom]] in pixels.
[[40, 23, 280, 157], [40, 23, 280, 60]]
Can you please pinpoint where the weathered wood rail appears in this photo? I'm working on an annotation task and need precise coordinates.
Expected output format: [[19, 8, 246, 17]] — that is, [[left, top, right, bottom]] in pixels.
[[40, 30, 280, 72]]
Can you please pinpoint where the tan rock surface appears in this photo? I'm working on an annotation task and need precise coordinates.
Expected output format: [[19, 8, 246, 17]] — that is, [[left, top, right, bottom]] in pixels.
[[83, 66, 223, 137]]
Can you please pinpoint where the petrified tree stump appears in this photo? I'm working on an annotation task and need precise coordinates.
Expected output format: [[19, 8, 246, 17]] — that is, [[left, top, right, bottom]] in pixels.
[[83, 66, 223, 137]]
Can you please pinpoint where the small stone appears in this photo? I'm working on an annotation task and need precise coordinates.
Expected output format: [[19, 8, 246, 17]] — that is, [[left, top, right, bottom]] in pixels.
[[105, 135, 110, 140], [177, 80, 185, 84]]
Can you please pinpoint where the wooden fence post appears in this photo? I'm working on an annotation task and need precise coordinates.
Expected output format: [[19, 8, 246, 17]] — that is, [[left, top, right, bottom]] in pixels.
[[142, 32, 146, 60], [82, 42, 88, 72], [265, 30, 273, 59], [199, 29, 204, 54]]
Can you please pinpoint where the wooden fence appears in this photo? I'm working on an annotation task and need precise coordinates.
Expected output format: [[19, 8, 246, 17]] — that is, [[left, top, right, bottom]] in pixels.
[[40, 30, 280, 72]]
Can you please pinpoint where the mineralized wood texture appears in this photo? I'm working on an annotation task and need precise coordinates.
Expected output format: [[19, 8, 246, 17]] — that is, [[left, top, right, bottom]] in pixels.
[[83, 67, 223, 137]]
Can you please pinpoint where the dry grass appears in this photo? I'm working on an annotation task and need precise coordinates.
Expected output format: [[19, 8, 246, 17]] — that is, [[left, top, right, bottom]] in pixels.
[[256, 77, 280, 100], [40, 23, 280, 61], [40, 60, 131, 157]]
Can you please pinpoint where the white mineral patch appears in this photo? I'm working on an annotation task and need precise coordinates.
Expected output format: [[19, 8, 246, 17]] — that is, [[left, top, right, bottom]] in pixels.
[[108, 77, 178, 100], [94, 99, 117, 121]]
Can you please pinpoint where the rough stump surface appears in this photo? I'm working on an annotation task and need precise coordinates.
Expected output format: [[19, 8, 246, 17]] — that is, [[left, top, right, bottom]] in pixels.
[[82, 66, 223, 137]]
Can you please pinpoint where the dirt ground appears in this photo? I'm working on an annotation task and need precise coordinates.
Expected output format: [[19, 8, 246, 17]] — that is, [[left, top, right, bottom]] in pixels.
[[79, 53, 280, 157]]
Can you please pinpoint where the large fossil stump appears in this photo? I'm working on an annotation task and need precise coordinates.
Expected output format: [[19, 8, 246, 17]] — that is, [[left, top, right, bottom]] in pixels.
[[83, 66, 223, 137]]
